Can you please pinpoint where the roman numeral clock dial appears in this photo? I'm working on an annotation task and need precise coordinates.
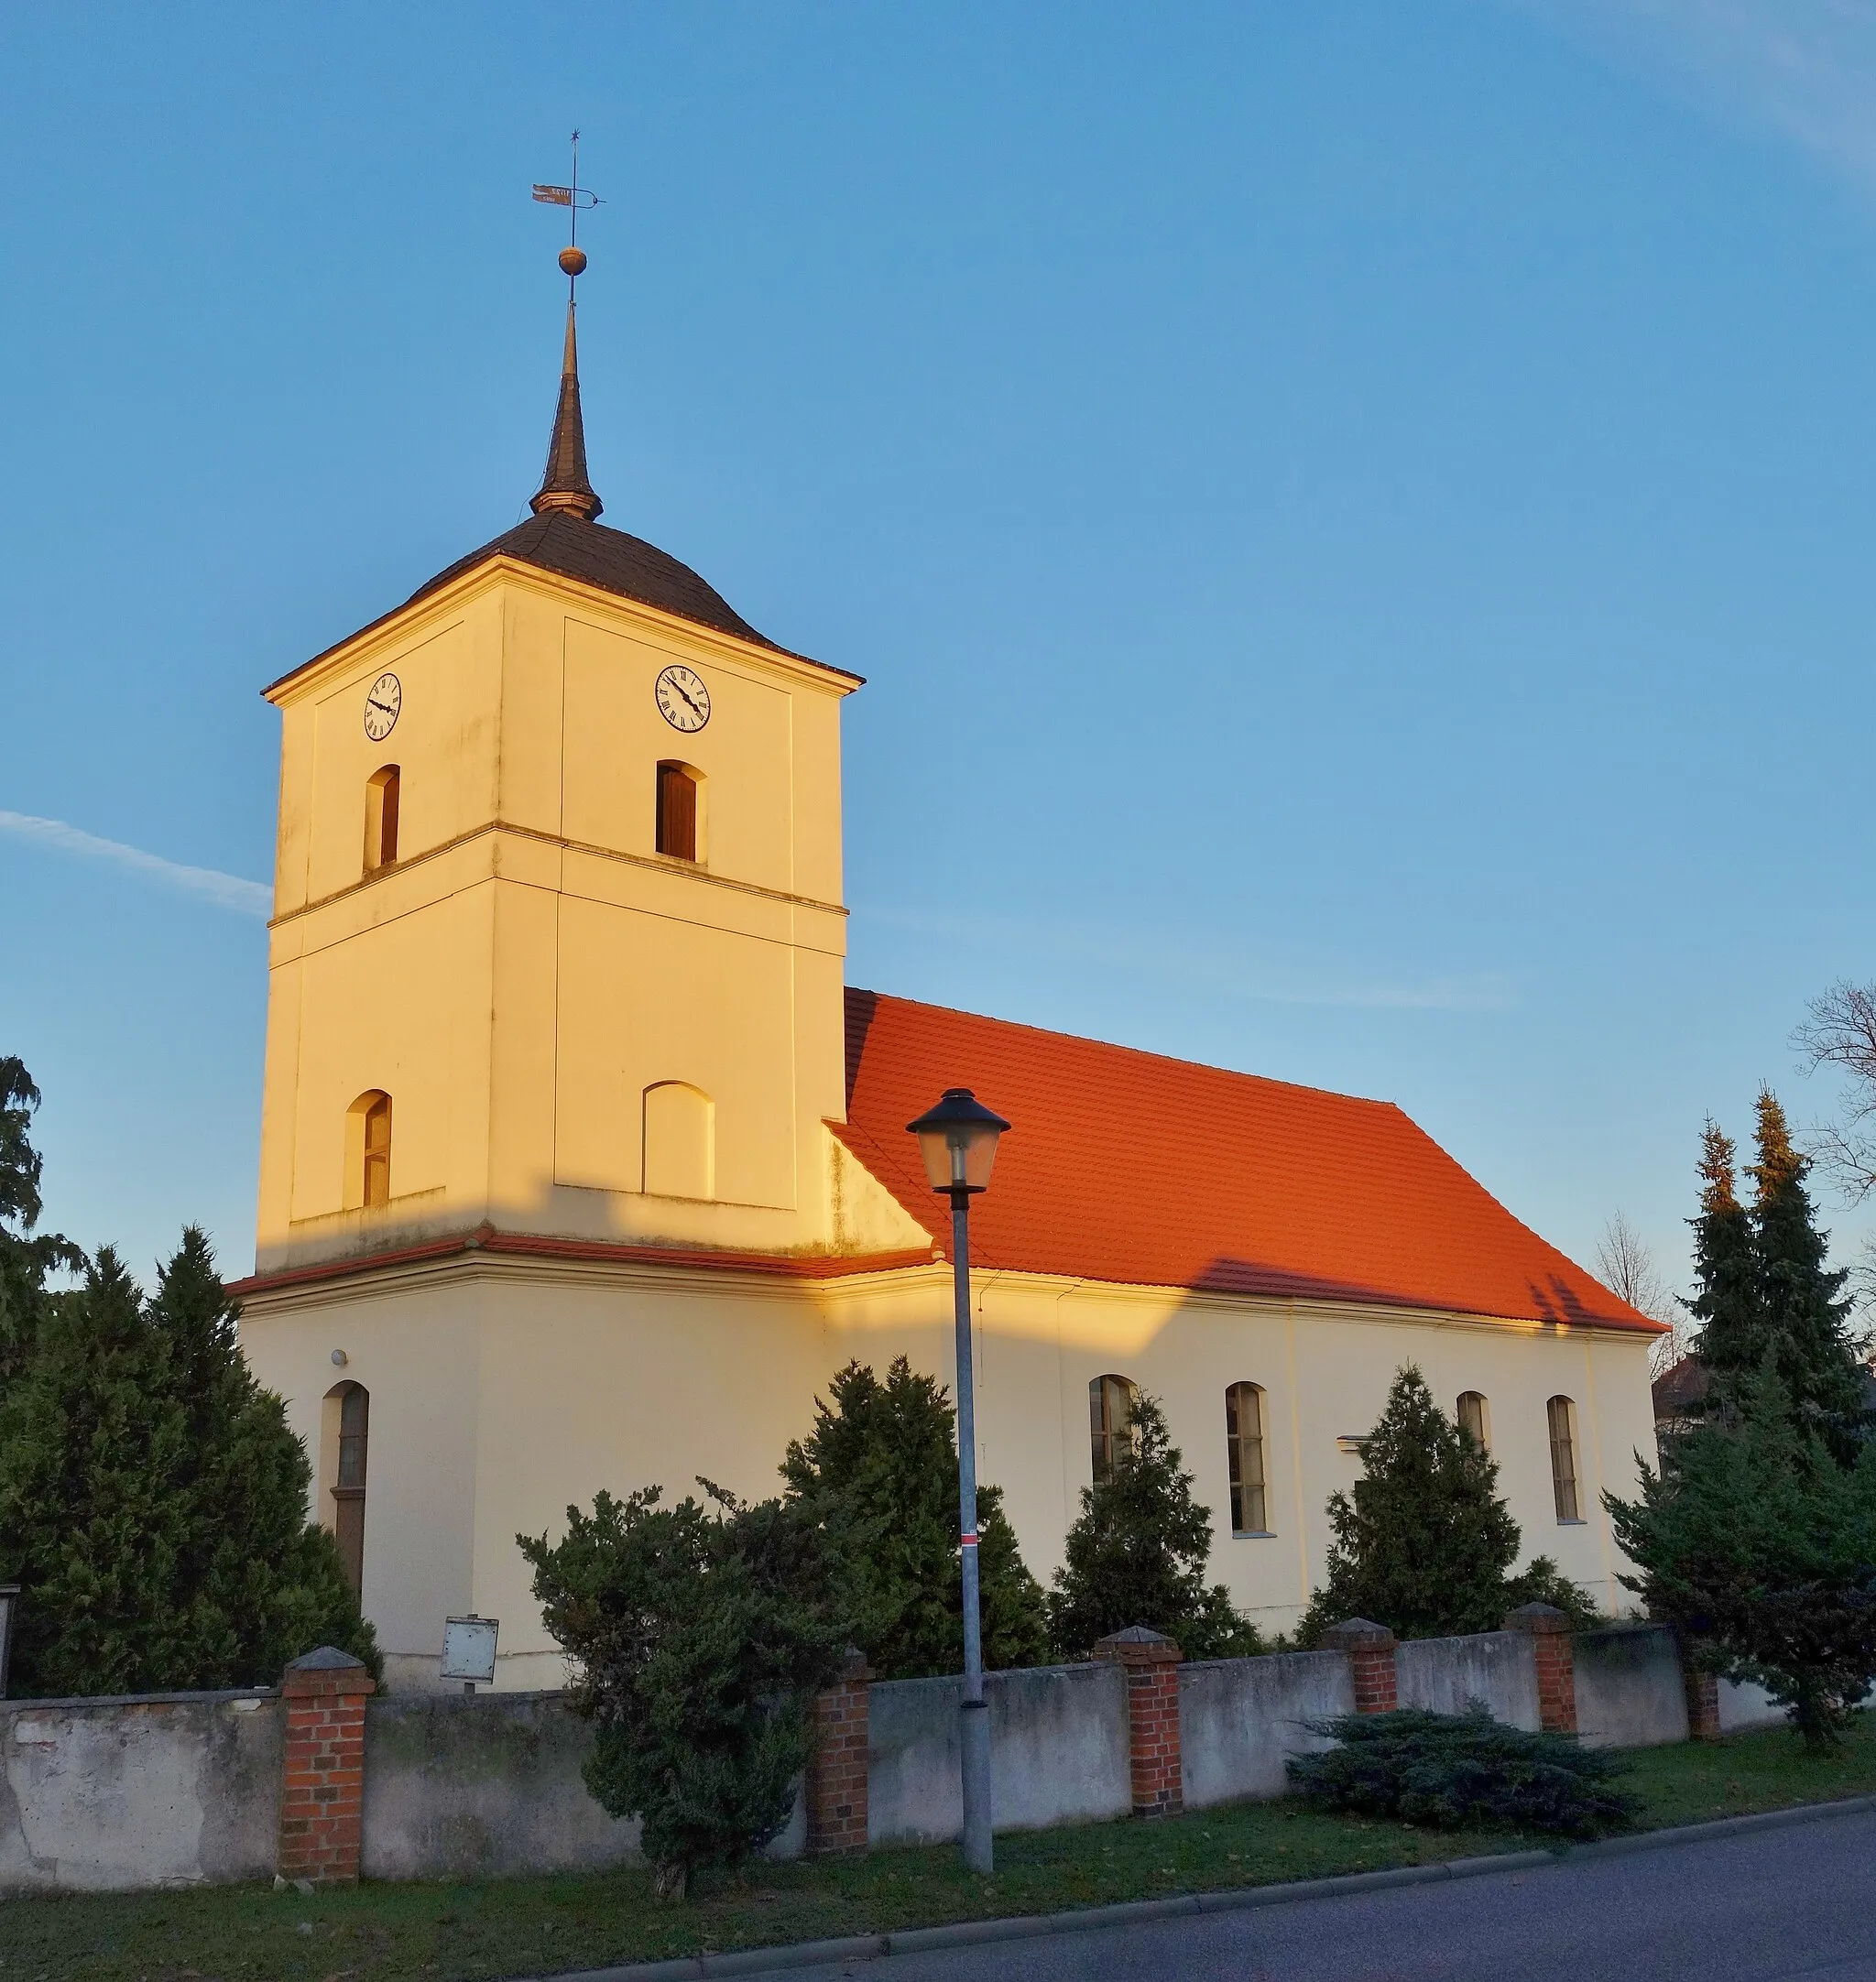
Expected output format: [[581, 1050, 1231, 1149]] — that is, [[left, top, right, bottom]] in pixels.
[[655, 665, 711, 733], [363, 673, 401, 742]]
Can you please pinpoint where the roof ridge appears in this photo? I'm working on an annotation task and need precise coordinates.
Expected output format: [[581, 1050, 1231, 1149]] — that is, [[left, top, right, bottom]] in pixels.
[[846, 986, 1404, 1116]]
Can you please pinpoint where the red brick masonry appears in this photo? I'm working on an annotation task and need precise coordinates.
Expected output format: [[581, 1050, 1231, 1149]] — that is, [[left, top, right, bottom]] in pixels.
[[1682, 1647, 1723, 1742], [1504, 1603, 1577, 1734], [278, 1647, 376, 1885], [1094, 1627, 1184, 1818], [1322, 1617, 1399, 1714], [806, 1650, 871, 1855]]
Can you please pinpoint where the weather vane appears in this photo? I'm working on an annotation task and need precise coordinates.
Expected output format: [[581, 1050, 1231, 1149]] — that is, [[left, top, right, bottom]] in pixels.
[[532, 129, 602, 285]]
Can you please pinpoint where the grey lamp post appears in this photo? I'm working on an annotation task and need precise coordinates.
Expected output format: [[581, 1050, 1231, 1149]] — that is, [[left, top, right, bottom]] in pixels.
[[907, 1086, 1010, 1877], [0, 1585, 17, 1701]]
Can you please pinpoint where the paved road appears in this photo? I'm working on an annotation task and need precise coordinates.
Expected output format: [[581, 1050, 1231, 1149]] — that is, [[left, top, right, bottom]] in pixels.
[[736, 1809, 1876, 1982]]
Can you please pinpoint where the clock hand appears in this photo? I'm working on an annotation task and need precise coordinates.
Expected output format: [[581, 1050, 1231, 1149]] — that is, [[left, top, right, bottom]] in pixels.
[[675, 683, 704, 715], [367, 697, 395, 716]]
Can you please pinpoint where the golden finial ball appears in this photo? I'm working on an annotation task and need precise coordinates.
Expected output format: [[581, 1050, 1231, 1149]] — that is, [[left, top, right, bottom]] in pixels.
[[559, 245, 588, 278]]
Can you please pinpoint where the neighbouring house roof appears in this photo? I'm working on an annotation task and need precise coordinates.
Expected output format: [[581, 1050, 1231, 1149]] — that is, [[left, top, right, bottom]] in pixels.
[[833, 988, 1661, 1333], [1652, 1354, 1710, 1421]]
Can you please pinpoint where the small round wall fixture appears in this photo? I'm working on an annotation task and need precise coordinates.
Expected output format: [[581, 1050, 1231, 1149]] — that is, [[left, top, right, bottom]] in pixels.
[[655, 664, 711, 733], [364, 672, 401, 741], [331, 1348, 349, 1367]]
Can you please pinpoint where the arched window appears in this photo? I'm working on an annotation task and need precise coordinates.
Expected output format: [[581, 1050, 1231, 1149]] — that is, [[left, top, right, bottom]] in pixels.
[[655, 761, 703, 863], [1225, 1382, 1268, 1534], [1456, 1391, 1490, 1452], [1547, 1395, 1581, 1522], [364, 766, 400, 873], [326, 1381, 369, 1596], [643, 1082, 713, 1199], [1089, 1374, 1137, 1484], [346, 1091, 392, 1209]]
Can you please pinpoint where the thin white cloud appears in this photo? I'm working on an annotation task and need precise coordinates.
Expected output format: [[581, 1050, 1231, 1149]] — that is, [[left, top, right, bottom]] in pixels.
[[861, 904, 1516, 1013], [0, 811, 271, 919], [1509, 0, 1876, 197]]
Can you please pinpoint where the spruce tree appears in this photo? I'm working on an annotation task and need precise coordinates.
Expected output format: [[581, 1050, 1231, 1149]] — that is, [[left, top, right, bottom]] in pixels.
[[0, 1229, 378, 1696], [1297, 1366, 1592, 1644], [781, 1357, 1049, 1678], [1680, 1119, 1757, 1387], [1048, 1390, 1262, 1660], [1745, 1091, 1866, 1453], [0, 1057, 82, 1392], [1686, 1096, 1867, 1457]]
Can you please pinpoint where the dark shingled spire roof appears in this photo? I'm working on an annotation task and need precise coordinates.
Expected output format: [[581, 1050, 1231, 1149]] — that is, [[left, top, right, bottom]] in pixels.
[[400, 271, 791, 654], [530, 300, 602, 523]]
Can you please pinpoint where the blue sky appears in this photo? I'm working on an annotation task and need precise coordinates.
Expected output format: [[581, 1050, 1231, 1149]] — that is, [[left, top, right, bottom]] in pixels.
[[4, 1, 1876, 1301]]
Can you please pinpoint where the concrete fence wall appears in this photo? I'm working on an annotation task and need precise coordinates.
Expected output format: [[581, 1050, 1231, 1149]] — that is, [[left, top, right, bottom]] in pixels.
[[0, 1623, 1799, 1897], [869, 1661, 1130, 1846], [1394, 1631, 1542, 1729], [0, 1689, 280, 1895]]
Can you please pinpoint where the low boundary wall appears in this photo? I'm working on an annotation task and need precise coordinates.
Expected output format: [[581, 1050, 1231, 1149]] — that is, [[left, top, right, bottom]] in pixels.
[[0, 1618, 1798, 1896]]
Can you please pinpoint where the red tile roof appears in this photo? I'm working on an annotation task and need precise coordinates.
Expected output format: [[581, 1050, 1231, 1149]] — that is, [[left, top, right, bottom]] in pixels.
[[833, 989, 1660, 1334]]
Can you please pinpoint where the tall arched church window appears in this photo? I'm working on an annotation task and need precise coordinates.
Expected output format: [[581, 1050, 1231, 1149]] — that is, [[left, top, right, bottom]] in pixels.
[[655, 761, 702, 862], [1225, 1382, 1269, 1534], [1547, 1395, 1582, 1522], [364, 766, 400, 873], [346, 1091, 392, 1210], [642, 1082, 713, 1199], [1456, 1391, 1490, 1452], [1089, 1374, 1137, 1484], [326, 1381, 369, 1597]]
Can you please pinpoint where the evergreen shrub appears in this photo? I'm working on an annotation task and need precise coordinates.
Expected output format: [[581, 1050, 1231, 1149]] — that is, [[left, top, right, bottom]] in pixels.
[[1049, 1390, 1262, 1660], [521, 1482, 849, 1900], [0, 1228, 379, 1696], [1287, 1705, 1638, 1837], [1296, 1367, 1595, 1645], [781, 1357, 1049, 1678]]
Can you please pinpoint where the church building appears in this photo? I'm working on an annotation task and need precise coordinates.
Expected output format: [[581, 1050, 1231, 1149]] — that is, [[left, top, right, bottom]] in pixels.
[[234, 256, 1663, 1691]]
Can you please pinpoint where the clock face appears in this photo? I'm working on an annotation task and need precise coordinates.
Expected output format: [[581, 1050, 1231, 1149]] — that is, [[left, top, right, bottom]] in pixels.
[[363, 672, 402, 743], [655, 665, 712, 734]]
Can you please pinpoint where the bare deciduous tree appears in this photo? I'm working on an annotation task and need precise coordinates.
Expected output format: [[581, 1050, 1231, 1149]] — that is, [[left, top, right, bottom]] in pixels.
[[1794, 979, 1876, 1203], [1594, 1210, 1685, 1378]]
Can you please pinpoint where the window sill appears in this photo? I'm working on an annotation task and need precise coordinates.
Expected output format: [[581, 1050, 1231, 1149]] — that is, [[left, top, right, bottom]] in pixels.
[[1231, 1530, 1277, 1541], [1555, 1518, 1587, 1527]]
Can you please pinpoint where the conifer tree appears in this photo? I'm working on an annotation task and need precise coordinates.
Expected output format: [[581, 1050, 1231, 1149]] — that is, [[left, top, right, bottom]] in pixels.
[[0, 1057, 82, 1392], [1745, 1091, 1866, 1453], [1609, 1357, 1876, 1751], [1681, 1120, 1758, 1386], [1048, 1390, 1262, 1660], [1686, 1095, 1867, 1456], [0, 1230, 378, 1696], [1297, 1367, 1592, 1644], [781, 1357, 1049, 1678], [523, 1481, 847, 1900]]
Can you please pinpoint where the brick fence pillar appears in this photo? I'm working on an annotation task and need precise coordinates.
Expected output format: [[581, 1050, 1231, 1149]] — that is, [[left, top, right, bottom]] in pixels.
[[1505, 1602, 1577, 1734], [1093, 1625, 1184, 1818], [278, 1646, 376, 1886], [806, 1648, 871, 1856], [1322, 1617, 1398, 1714], [1680, 1638, 1723, 1742]]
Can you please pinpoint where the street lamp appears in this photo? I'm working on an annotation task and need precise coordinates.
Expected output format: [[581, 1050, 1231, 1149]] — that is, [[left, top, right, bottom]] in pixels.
[[906, 1086, 1009, 1877]]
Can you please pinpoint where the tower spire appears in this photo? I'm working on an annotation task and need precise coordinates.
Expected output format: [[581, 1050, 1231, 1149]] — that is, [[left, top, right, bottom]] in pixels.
[[529, 133, 603, 524]]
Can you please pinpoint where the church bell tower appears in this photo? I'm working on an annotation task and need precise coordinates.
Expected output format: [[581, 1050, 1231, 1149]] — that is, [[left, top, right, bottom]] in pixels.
[[251, 245, 864, 1278]]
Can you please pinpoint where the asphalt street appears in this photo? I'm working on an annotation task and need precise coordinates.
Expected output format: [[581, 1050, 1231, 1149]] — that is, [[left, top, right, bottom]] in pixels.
[[729, 1808, 1876, 1982]]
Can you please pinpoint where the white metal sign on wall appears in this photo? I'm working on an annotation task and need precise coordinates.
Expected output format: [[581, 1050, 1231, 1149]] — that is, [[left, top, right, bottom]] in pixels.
[[439, 1615, 499, 1687]]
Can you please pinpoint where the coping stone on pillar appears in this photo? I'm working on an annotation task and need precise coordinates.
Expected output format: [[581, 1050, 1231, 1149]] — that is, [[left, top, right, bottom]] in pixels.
[[1502, 1603, 1572, 1636], [1319, 1617, 1397, 1651], [1092, 1626, 1183, 1664]]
